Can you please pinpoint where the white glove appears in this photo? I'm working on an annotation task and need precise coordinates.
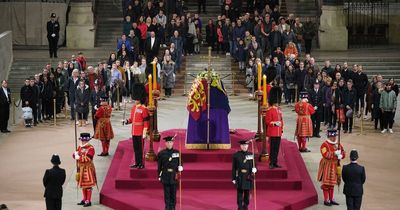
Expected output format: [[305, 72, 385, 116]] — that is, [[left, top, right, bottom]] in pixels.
[[232, 180, 236, 184], [314, 106, 318, 110], [51, 33, 56, 37], [274, 121, 281, 127], [337, 154, 343, 160], [94, 105, 98, 110], [335, 150, 341, 156], [252, 168, 257, 173], [142, 132, 148, 139], [158, 177, 161, 181], [178, 166, 183, 172], [74, 151, 80, 160]]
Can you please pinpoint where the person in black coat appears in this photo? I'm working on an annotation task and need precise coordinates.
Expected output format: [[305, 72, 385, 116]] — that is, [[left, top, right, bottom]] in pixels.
[[29, 78, 39, 126], [308, 81, 324, 137], [343, 80, 357, 133], [372, 82, 383, 130], [43, 154, 66, 210], [47, 13, 60, 58], [157, 136, 183, 210], [342, 150, 366, 210], [20, 78, 34, 108], [0, 80, 11, 133], [90, 83, 104, 133], [352, 66, 369, 117], [232, 140, 257, 210], [144, 31, 160, 64]]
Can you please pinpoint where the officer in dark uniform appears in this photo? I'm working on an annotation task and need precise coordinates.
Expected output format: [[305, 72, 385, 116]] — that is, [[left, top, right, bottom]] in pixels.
[[43, 154, 66, 210], [157, 136, 183, 210], [232, 140, 257, 210], [342, 150, 366, 210], [308, 80, 324, 137], [47, 13, 60, 58]]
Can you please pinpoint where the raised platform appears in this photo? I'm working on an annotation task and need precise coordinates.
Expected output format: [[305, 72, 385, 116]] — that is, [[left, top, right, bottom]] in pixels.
[[100, 129, 318, 210]]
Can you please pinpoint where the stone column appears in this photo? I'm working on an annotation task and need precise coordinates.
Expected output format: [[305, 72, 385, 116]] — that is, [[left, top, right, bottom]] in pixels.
[[319, 0, 348, 50], [66, 2, 95, 49]]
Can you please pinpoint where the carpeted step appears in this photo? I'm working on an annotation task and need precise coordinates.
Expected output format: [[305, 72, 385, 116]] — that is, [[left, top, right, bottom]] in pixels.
[[129, 162, 288, 179], [115, 177, 302, 190]]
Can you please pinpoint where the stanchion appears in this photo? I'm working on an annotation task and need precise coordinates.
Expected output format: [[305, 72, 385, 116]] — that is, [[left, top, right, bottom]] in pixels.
[[259, 105, 269, 161], [145, 105, 157, 161], [53, 98, 56, 126], [12, 97, 16, 125], [255, 91, 263, 141], [116, 84, 121, 110], [64, 92, 68, 119], [152, 89, 161, 142], [360, 108, 364, 135], [230, 73, 237, 96], [182, 73, 188, 96]]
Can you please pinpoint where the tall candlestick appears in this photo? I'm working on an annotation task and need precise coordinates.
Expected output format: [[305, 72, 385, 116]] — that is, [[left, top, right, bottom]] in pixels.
[[148, 74, 153, 106], [263, 75, 267, 105], [153, 62, 157, 90], [257, 63, 262, 91]]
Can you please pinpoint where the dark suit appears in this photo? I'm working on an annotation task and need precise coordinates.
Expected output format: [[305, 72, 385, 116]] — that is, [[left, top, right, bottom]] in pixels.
[[43, 166, 66, 210], [0, 87, 11, 131], [342, 162, 366, 210], [157, 148, 181, 210], [144, 37, 160, 64], [232, 151, 254, 210], [47, 20, 60, 58], [309, 88, 323, 136]]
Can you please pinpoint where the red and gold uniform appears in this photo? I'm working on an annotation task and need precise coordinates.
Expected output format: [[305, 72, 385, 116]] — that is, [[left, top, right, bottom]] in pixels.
[[294, 99, 315, 152], [73, 133, 97, 207], [317, 130, 345, 206], [265, 105, 284, 169], [125, 103, 150, 168], [94, 100, 114, 156]]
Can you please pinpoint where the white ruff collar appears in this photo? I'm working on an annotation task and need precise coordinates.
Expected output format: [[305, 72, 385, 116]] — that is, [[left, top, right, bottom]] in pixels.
[[326, 139, 337, 144]]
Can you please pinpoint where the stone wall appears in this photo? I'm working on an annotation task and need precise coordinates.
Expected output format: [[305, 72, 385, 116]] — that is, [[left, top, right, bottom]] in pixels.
[[0, 2, 67, 46], [0, 31, 13, 82]]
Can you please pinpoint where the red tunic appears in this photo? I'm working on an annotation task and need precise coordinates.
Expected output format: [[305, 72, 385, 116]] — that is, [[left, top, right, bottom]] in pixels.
[[265, 106, 284, 137], [94, 104, 114, 141], [317, 140, 345, 186], [127, 105, 150, 136], [73, 143, 97, 188], [294, 101, 315, 137]]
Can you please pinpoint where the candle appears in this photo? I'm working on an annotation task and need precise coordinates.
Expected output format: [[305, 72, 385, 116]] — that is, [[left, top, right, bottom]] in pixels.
[[263, 75, 267, 106], [148, 74, 153, 106], [257, 63, 262, 91], [153, 62, 157, 90]]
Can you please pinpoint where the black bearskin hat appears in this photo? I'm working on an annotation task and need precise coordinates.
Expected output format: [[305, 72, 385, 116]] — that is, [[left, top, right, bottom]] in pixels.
[[132, 83, 146, 104], [268, 86, 282, 105]]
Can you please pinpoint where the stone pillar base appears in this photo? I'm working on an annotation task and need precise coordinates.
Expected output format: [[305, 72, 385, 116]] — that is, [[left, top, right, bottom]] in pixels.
[[66, 2, 95, 49], [319, 5, 348, 51]]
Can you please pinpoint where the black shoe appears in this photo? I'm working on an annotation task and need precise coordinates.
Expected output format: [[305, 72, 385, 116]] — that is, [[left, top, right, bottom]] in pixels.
[[349, 130, 352, 133], [323, 201, 331, 206], [269, 164, 275, 169], [98, 153, 106, 156], [274, 164, 281, 168], [304, 148, 311, 152], [39, 120, 43, 123], [137, 164, 144, 169], [77, 200, 85, 205], [330, 200, 339, 205], [83, 202, 91, 207], [344, 130, 348, 133], [129, 164, 138, 168]]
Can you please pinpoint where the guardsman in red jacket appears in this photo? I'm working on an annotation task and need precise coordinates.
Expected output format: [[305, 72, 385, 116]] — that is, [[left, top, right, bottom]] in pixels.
[[294, 91, 315, 152], [265, 86, 284, 169], [94, 95, 114, 156], [317, 129, 345, 206], [73, 133, 97, 207], [123, 83, 149, 169]]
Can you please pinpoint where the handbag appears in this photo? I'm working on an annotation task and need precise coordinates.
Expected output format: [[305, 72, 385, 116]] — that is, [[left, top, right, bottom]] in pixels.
[[336, 108, 345, 123]]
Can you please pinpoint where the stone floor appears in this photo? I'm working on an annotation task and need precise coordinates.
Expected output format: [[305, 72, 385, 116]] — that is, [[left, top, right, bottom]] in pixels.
[[0, 94, 399, 210]]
